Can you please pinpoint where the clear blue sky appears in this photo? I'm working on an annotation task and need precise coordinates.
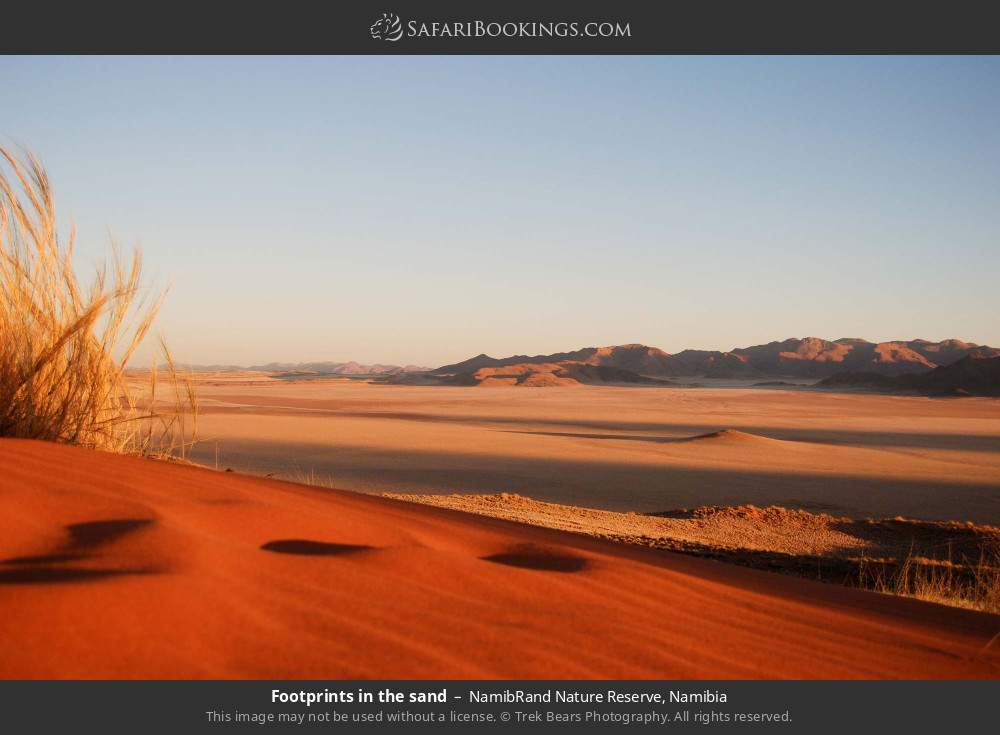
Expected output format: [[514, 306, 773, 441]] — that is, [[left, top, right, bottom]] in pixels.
[[2, 56, 998, 367]]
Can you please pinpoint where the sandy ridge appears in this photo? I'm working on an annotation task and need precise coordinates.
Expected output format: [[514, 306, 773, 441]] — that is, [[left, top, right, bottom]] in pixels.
[[1, 439, 998, 679]]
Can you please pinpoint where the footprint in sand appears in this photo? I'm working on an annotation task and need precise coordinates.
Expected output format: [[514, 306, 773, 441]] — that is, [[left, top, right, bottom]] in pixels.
[[66, 519, 154, 548], [0, 517, 158, 585], [260, 539, 374, 556], [481, 544, 589, 572], [260, 538, 588, 573]]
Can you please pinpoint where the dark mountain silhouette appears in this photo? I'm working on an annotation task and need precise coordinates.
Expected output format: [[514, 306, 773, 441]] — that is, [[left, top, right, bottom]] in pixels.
[[662, 349, 754, 378], [818, 354, 1000, 396], [728, 337, 937, 377]]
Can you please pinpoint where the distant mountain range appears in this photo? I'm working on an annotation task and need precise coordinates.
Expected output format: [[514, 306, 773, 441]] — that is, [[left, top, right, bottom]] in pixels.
[[430, 338, 997, 379], [174, 338, 1000, 393], [399, 338, 1000, 389], [175, 361, 430, 375]]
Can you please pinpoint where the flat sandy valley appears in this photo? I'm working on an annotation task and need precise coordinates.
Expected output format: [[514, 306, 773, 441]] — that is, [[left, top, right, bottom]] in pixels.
[[188, 378, 1000, 524]]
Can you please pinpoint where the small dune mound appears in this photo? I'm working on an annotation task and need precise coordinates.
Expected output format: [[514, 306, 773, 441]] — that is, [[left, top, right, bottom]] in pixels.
[[683, 504, 834, 523], [683, 428, 763, 443], [518, 372, 580, 388], [444, 361, 669, 387], [470, 363, 581, 387]]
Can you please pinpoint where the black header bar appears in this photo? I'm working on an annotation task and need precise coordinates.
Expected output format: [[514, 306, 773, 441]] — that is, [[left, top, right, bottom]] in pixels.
[[2, 1, 1000, 54]]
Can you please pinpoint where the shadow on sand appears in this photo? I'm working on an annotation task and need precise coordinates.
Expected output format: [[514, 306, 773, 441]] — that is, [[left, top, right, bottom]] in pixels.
[[260, 539, 374, 556], [0, 517, 158, 585]]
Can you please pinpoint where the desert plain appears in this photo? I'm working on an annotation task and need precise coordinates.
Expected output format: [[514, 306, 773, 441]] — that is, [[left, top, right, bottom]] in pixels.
[[188, 377, 1000, 523]]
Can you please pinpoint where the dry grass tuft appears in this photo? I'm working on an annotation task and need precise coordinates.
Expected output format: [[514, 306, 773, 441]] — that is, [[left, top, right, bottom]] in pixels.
[[858, 544, 1000, 615], [0, 146, 196, 456]]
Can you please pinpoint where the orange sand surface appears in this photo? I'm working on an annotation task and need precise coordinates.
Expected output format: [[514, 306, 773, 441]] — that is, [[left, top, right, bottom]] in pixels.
[[186, 381, 1000, 523], [1, 438, 998, 679]]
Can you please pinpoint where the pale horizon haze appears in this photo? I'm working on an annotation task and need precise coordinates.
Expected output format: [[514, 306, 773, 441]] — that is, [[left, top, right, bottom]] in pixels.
[[2, 56, 998, 367]]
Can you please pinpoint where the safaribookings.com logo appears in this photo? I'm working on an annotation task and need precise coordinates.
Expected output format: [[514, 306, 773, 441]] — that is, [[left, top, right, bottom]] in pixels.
[[370, 13, 404, 41], [369, 13, 631, 42]]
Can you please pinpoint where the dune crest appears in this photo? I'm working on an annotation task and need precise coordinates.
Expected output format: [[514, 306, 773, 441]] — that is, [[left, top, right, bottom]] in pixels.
[[682, 428, 765, 443]]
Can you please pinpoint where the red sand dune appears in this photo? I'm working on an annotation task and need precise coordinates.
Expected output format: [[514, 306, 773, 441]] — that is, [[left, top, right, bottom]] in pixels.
[[1, 438, 998, 679]]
